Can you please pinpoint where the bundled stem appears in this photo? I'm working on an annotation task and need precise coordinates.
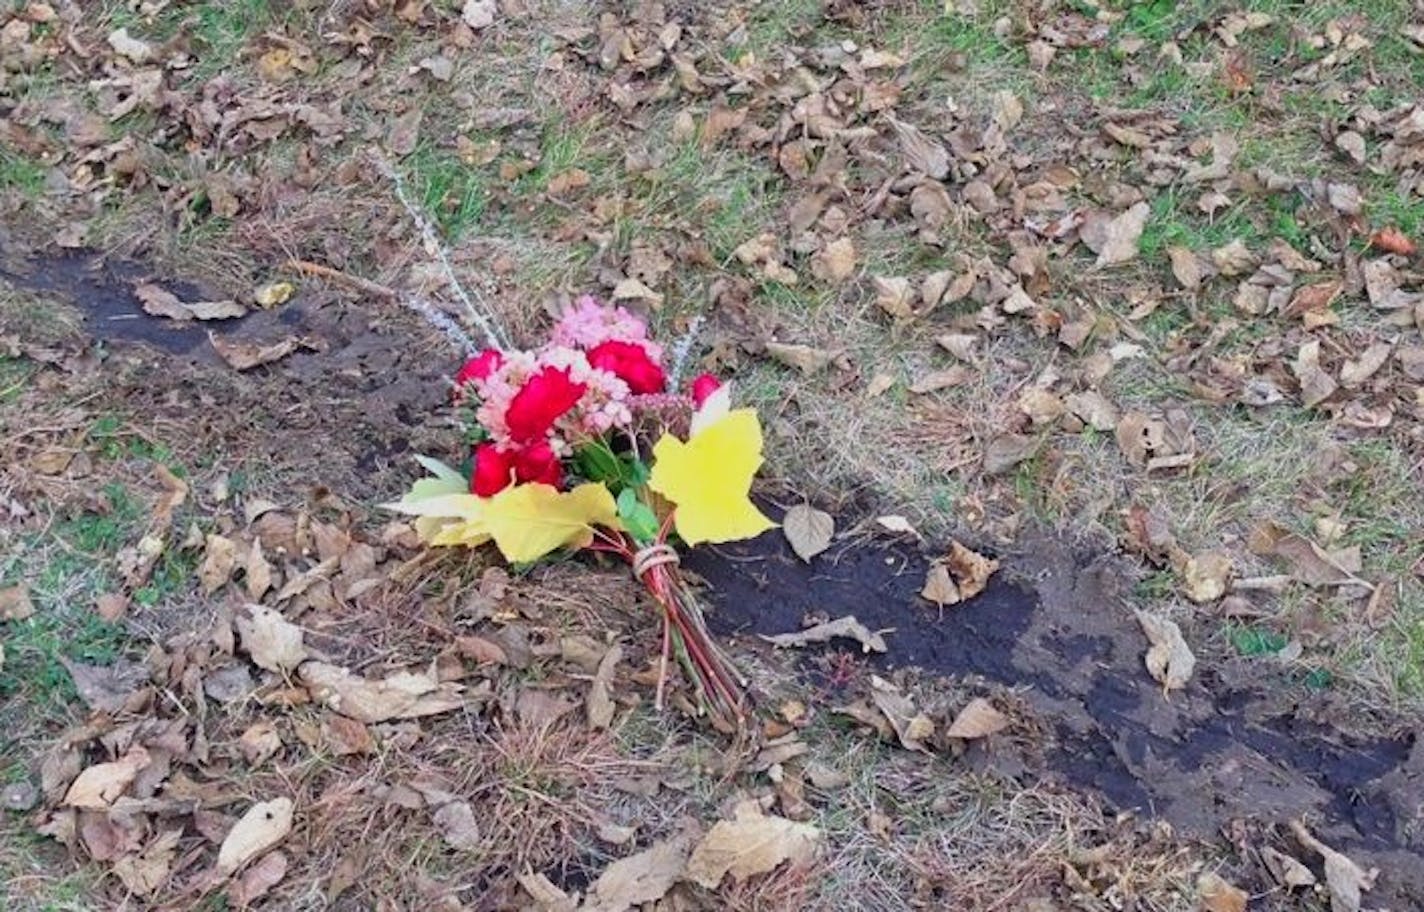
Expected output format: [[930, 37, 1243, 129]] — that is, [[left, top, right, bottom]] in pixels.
[[596, 529, 748, 730]]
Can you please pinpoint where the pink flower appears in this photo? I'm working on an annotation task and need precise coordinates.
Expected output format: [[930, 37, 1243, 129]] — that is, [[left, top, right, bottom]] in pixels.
[[456, 349, 504, 387], [550, 296, 662, 359], [587, 340, 666, 395], [506, 367, 587, 442], [690, 373, 721, 407], [472, 443, 515, 496]]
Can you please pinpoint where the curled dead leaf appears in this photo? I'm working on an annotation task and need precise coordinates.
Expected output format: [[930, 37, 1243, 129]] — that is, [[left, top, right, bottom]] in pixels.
[[763, 615, 887, 653], [1134, 610, 1195, 692]]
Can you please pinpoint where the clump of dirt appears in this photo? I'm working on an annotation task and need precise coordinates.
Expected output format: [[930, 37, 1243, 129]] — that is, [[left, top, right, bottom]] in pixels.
[[689, 529, 1424, 907]]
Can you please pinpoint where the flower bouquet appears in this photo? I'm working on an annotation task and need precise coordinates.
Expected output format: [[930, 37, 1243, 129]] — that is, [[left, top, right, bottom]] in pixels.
[[387, 297, 776, 729]]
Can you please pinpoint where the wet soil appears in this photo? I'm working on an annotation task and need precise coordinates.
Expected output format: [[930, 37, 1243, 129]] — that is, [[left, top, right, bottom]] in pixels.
[[687, 531, 1424, 907], [0, 247, 455, 499]]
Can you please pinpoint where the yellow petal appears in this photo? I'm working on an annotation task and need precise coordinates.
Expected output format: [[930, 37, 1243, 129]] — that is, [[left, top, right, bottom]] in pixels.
[[648, 409, 776, 546], [483, 482, 617, 563]]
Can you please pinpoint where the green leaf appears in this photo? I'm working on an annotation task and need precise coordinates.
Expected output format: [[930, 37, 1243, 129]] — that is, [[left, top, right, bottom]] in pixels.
[[617, 488, 660, 544], [413, 455, 466, 484]]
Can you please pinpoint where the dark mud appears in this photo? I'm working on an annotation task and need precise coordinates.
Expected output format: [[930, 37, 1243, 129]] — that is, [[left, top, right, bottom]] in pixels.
[[0, 247, 454, 498], [0, 248, 228, 357], [688, 531, 1424, 907]]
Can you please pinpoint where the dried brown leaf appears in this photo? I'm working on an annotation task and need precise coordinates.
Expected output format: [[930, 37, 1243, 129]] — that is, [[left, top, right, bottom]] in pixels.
[[763, 616, 887, 653], [783, 504, 834, 562], [217, 797, 294, 876], [920, 564, 959, 606], [886, 116, 950, 179], [764, 341, 836, 374], [63, 747, 150, 809], [1094, 202, 1150, 267], [1290, 821, 1377, 912], [584, 833, 691, 912], [112, 830, 181, 898], [1293, 339, 1338, 408], [300, 662, 464, 723], [810, 238, 857, 283], [1134, 610, 1195, 692], [229, 849, 288, 907], [685, 801, 819, 888], [432, 801, 481, 850], [945, 541, 999, 600], [1197, 871, 1248, 912], [946, 698, 1009, 740], [586, 644, 621, 730], [869, 676, 934, 752], [0, 585, 34, 621], [208, 333, 301, 371], [235, 605, 307, 673], [873, 276, 916, 319], [1182, 550, 1233, 603]]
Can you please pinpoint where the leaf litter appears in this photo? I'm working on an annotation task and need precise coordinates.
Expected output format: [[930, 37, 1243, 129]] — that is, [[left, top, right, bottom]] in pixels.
[[9, 0, 1424, 908]]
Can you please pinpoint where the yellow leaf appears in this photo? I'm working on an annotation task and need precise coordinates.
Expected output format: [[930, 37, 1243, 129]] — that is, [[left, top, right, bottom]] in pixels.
[[384, 458, 492, 548], [483, 482, 617, 563], [648, 409, 776, 545]]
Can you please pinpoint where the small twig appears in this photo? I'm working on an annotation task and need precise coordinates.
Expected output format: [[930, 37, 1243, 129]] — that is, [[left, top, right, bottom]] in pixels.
[[369, 150, 510, 352], [283, 259, 398, 299]]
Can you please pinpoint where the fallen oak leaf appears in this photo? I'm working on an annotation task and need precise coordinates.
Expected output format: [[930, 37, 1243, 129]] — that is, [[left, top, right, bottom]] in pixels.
[[761, 615, 888, 653], [1134, 610, 1195, 693]]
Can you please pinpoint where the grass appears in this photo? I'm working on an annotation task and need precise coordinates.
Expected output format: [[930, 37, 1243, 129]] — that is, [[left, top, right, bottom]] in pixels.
[[0, 149, 48, 198]]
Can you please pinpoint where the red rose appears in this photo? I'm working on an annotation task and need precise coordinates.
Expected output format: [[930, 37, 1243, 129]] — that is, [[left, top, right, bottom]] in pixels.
[[513, 439, 562, 488], [456, 349, 504, 387], [587, 340, 666, 395], [471, 443, 515, 496], [690, 373, 721, 407], [506, 367, 586, 441]]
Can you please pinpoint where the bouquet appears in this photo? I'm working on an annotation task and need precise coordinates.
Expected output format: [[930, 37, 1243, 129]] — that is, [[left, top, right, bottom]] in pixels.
[[387, 297, 776, 728]]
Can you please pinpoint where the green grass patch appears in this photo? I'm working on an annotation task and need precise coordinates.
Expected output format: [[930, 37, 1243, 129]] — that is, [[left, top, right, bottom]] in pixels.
[[405, 144, 491, 241], [0, 148, 48, 197], [1230, 624, 1289, 656]]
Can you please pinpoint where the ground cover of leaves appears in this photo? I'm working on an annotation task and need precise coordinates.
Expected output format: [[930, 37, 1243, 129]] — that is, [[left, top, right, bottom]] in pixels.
[[2, 0, 1423, 909]]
